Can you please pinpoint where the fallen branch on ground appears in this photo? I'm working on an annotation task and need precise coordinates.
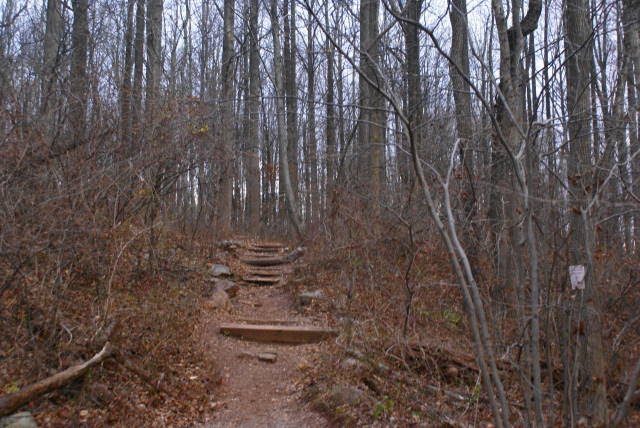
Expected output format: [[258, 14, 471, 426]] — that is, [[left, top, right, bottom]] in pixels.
[[0, 342, 114, 417]]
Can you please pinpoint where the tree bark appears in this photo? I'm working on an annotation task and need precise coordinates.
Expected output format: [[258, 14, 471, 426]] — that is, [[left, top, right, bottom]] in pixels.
[[145, 0, 162, 118], [324, 2, 336, 217], [132, 0, 145, 139], [283, 0, 299, 216], [69, 0, 89, 144], [218, 0, 235, 234], [564, 0, 608, 423], [120, 0, 135, 146], [41, 0, 63, 129], [245, 0, 261, 232], [270, 0, 303, 238], [306, 10, 318, 223], [404, 0, 423, 188], [359, 0, 385, 208], [448, 0, 474, 230]]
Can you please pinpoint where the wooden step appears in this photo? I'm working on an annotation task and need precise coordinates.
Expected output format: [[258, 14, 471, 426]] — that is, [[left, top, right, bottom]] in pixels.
[[233, 318, 302, 325], [245, 268, 283, 277], [239, 251, 281, 259], [249, 242, 287, 250], [219, 323, 338, 344], [242, 275, 282, 285], [246, 245, 287, 253], [240, 256, 291, 267]]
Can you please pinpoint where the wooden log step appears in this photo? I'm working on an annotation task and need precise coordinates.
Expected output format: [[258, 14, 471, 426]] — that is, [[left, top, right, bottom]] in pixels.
[[239, 251, 282, 259], [244, 268, 283, 277], [242, 275, 282, 285], [233, 318, 302, 325], [246, 245, 287, 253], [248, 242, 287, 249], [240, 248, 303, 267], [219, 323, 338, 344], [240, 257, 291, 267]]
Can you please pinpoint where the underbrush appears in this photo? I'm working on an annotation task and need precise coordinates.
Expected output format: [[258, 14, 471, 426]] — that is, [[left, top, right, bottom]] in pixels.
[[0, 229, 219, 426], [295, 221, 640, 426]]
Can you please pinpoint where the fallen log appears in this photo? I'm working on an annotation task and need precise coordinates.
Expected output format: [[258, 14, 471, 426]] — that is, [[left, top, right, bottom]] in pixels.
[[0, 342, 114, 417]]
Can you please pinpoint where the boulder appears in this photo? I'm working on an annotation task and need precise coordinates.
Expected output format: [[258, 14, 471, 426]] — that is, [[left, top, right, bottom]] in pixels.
[[328, 384, 364, 407], [339, 357, 365, 373], [205, 289, 231, 311], [87, 382, 114, 405], [213, 279, 239, 298], [296, 290, 323, 307], [210, 264, 231, 277], [0, 412, 38, 428], [236, 351, 277, 363]]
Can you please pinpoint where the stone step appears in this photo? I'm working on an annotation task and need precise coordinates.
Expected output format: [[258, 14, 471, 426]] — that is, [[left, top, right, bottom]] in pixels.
[[219, 323, 338, 344]]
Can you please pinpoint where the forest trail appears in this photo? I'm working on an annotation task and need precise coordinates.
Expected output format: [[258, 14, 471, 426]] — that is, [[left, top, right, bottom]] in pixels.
[[197, 240, 331, 427]]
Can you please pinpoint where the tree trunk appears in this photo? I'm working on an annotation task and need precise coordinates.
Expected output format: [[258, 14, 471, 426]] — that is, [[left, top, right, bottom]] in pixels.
[[283, 0, 299, 219], [145, 0, 162, 118], [41, 0, 63, 132], [120, 0, 135, 146], [69, 0, 89, 144], [132, 0, 145, 140], [246, 0, 261, 232], [324, 2, 336, 217], [306, 10, 318, 223], [217, 0, 235, 234], [564, 0, 608, 423], [269, 0, 303, 238], [448, 0, 474, 232], [359, 0, 384, 208], [404, 0, 423, 188]]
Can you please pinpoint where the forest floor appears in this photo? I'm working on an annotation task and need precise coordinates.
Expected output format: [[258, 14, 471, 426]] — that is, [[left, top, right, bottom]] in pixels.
[[4, 232, 638, 426]]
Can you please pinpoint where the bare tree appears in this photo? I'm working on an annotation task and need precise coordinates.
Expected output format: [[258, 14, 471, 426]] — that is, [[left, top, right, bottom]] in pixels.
[[270, 0, 303, 238], [41, 0, 63, 129], [564, 0, 607, 422], [69, 0, 89, 143], [245, 0, 261, 232], [218, 0, 235, 234]]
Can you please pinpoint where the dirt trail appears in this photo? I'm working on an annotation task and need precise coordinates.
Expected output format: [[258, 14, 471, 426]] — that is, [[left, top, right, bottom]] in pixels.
[[198, 241, 330, 428]]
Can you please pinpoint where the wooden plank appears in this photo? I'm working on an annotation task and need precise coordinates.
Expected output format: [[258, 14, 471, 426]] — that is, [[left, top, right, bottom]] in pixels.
[[239, 251, 282, 259], [219, 323, 338, 344], [245, 267, 283, 277], [246, 245, 287, 253], [239, 257, 290, 267], [242, 275, 281, 285], [248, 242, 287, 249], [233, 318, 301, 325]]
